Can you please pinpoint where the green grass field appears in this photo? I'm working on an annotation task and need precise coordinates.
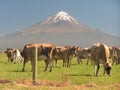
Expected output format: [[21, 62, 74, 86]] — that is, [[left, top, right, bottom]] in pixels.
[[0, 52, 120, 90]]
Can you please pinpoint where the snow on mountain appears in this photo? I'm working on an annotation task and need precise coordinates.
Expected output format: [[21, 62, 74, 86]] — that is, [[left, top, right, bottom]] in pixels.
[[53, 11, 79, 24], [42, 11, 80, 25]]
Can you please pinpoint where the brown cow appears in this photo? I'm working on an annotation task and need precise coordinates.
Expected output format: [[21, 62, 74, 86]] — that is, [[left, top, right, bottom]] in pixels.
[[54, 46, 77, 67], [5, 48, 14, 62], [90, 43, 112, 76], [21, 43, 58, 72]]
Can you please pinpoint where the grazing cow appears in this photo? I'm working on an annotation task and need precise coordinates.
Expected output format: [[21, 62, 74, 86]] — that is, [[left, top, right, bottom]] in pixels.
[[76, 47, 91, 65], [5, 48, 14, 62], [21, 43, 58, 72], [54, 46, 77, 67], [90, 43, 112, 76]]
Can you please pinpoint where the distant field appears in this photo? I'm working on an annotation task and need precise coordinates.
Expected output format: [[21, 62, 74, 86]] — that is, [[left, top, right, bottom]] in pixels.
[[0, 52, 120, 90]]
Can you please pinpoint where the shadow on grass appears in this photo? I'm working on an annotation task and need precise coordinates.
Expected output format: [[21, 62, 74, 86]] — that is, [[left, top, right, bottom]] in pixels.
[[69, 73, 92, 77], [0, 61, 9, 64], [7, 70, 30, 72]]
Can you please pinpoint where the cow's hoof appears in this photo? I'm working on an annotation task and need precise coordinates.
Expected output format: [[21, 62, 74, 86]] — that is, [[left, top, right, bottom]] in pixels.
[[22, 69, 24, 72], [108, 74, 111, 76], [95, 74, 99, 76]]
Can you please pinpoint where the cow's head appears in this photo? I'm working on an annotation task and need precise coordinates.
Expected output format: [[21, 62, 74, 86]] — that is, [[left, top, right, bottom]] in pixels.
[[67, 46, 77, 57], [104, 63, 112, 76]]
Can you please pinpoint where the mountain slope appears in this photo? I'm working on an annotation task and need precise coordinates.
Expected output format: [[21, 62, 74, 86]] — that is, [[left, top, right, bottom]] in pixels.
[[0, 11, 120, 49], [18, 11, 93, 35]]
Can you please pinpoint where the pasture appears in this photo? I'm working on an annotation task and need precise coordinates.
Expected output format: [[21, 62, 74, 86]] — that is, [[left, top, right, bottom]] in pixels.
[[0, 52, 120, 90]]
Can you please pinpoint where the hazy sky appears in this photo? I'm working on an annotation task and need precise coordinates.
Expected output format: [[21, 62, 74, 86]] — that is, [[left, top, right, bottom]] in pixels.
[[0, 0, 119, 37]]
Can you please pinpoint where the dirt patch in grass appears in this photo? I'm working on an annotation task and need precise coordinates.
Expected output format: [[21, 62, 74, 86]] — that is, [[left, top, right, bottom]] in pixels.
[[0, 79, 69, 87], [0, 79, 120, 90], [15, 80, 69, 87], [0, 79, 11, 84]]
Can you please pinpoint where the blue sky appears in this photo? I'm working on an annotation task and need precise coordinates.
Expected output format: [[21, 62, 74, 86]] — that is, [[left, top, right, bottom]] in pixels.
[[0, 0, 119, 37]]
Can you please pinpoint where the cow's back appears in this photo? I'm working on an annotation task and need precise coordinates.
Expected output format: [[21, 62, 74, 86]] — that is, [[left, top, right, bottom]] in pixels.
[[54, 46, 68, 59], [22, 44, 42, 61], [99, 44, 110, 61], [91, 43, 110, 63]]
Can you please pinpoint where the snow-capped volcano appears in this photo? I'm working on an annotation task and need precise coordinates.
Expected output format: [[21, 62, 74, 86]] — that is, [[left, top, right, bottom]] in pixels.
[[0, 11, 120, 49], [35, 11, 90, 33], [18, 11, 90, 35], [42, 11, 80, 25]]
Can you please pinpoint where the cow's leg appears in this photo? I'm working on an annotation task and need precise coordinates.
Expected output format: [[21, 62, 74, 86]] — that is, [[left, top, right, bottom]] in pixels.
[[30, 60, 33, 72], [78, 58, 83, 64], [86, 58, 89, 65], [80, 59, 83, 64], [49, 63, 53, 72], [63, 59, 66, 67], [49, 58, 54, 72], [8, 58, 10, 62], [94, 65, 97, 76], [44, 59, 49, 72], [22, 58, 26, 72], [116, 58, 118, 65], [66, 57, 69, 68], [11, 58, 14, 62], [55, 59, 57, 67], [118, 58, 120, 64], [14, 56, 17, 64], [94, 62, 99, 76], [69, 59, 71, 68], [18, 56, 21, 64], [77, 57, 80, 64], [96, 64, 100, 76], [67, 56, 71, 68], [103, 67, 106, 75]]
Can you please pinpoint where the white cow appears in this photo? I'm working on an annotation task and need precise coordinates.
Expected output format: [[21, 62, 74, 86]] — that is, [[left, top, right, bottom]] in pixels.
[[12, 49, 23, 64]]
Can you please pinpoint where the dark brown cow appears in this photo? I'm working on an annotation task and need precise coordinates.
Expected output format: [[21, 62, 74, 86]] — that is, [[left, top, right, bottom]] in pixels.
[[54, 46, 77, 67], [90, 43, 112, 76], [21, 43, 57, 72]]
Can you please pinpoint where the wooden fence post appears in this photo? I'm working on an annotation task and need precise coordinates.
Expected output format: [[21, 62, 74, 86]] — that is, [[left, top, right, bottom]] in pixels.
[[32, 46, 38, 83]]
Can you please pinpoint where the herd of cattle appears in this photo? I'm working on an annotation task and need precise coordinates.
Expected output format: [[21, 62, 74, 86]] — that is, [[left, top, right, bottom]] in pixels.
[[4, 42, 120, 76]]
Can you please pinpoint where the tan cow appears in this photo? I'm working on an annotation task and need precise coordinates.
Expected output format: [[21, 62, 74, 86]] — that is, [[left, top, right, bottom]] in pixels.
[[76, 47, 91, 65], [90, 43, 112, 76], [54, 46, 77, 67], [21, 43, 58, 72]]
